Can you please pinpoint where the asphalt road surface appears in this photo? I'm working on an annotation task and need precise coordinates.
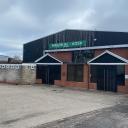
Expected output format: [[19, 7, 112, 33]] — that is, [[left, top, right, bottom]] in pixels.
[[35, 96, 128, 128]]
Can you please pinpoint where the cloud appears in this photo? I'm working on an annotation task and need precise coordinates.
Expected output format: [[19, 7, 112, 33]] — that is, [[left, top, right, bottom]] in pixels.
[[0, 38, 22, 58], [67, 9, 96, 29], [0, 0, 128, 58]]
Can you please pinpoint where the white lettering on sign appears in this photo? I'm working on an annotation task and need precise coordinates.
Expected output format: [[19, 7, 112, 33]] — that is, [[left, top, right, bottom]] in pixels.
[[125, 75, 128, 79]]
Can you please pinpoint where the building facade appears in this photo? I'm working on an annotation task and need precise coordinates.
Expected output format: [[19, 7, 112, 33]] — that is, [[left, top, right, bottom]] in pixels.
[[23, 30, 128, 93]]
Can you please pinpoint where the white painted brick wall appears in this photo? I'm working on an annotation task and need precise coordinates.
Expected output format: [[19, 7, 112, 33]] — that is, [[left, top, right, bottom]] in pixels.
[[0, 64, 36, 85]]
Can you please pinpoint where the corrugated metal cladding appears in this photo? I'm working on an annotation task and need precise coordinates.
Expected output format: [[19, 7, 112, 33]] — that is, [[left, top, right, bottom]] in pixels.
[[23, 29, 128, 62]]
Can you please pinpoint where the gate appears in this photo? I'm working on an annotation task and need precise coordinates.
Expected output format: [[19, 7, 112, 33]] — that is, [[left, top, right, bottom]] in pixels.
[[96, 66, 117, 92], [37, 65, 61, 85]]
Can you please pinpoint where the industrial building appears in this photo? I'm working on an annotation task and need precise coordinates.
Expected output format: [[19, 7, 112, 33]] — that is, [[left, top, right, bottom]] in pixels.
[[23, 29, 128, 93]]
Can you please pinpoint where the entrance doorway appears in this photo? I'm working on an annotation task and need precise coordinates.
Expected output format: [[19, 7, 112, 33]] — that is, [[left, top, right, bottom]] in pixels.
[[90, 65, 125, 92], [36, 65, 61, 85], [97, 66, 117, 92]]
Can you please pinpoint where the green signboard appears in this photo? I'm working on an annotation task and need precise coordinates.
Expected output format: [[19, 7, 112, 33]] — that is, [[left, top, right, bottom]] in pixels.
[[48, 40, 86, 50]]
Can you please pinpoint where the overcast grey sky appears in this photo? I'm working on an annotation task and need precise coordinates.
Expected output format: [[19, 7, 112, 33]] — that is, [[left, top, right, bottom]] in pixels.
[[0, 0, 128, 58]]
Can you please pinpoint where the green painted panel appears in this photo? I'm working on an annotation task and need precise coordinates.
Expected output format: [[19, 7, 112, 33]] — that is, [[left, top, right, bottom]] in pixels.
[[48, 40, 87, 50]]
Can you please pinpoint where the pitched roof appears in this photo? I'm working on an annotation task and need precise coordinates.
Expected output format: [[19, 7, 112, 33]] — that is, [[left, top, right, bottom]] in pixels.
[[35, 53, 63, 65], [88, 50, 128, 65]]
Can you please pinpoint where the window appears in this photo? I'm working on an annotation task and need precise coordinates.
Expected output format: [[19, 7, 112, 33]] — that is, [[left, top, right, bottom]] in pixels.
[[116, 65, 125, 85], [67, 64, 83, 82], [72, 50, 94, 63]]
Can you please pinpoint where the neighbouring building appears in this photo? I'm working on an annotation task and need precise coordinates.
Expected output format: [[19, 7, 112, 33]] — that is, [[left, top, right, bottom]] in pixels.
[[23, 29, 128, 93], [0, 55, 12, 63], [0, 55, 22, 64]]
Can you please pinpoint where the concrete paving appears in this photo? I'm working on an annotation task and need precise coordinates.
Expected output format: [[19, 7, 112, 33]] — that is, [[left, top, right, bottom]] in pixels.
[[36, 98, 128, 128], [0, 84, 125, 128]]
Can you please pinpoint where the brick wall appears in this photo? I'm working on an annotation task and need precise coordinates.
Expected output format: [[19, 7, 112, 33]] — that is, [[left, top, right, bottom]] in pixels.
[[61, 64, 67, 81], [0, 65, 21, 84], [118, 65, 128, 93], [55, 64, 90, 89], [125, 65, 128, 86], [21, 64, 36, 84], [95, 48, 128, 59], [0, 64, 36, 85], [50, 52, 72, 63]]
